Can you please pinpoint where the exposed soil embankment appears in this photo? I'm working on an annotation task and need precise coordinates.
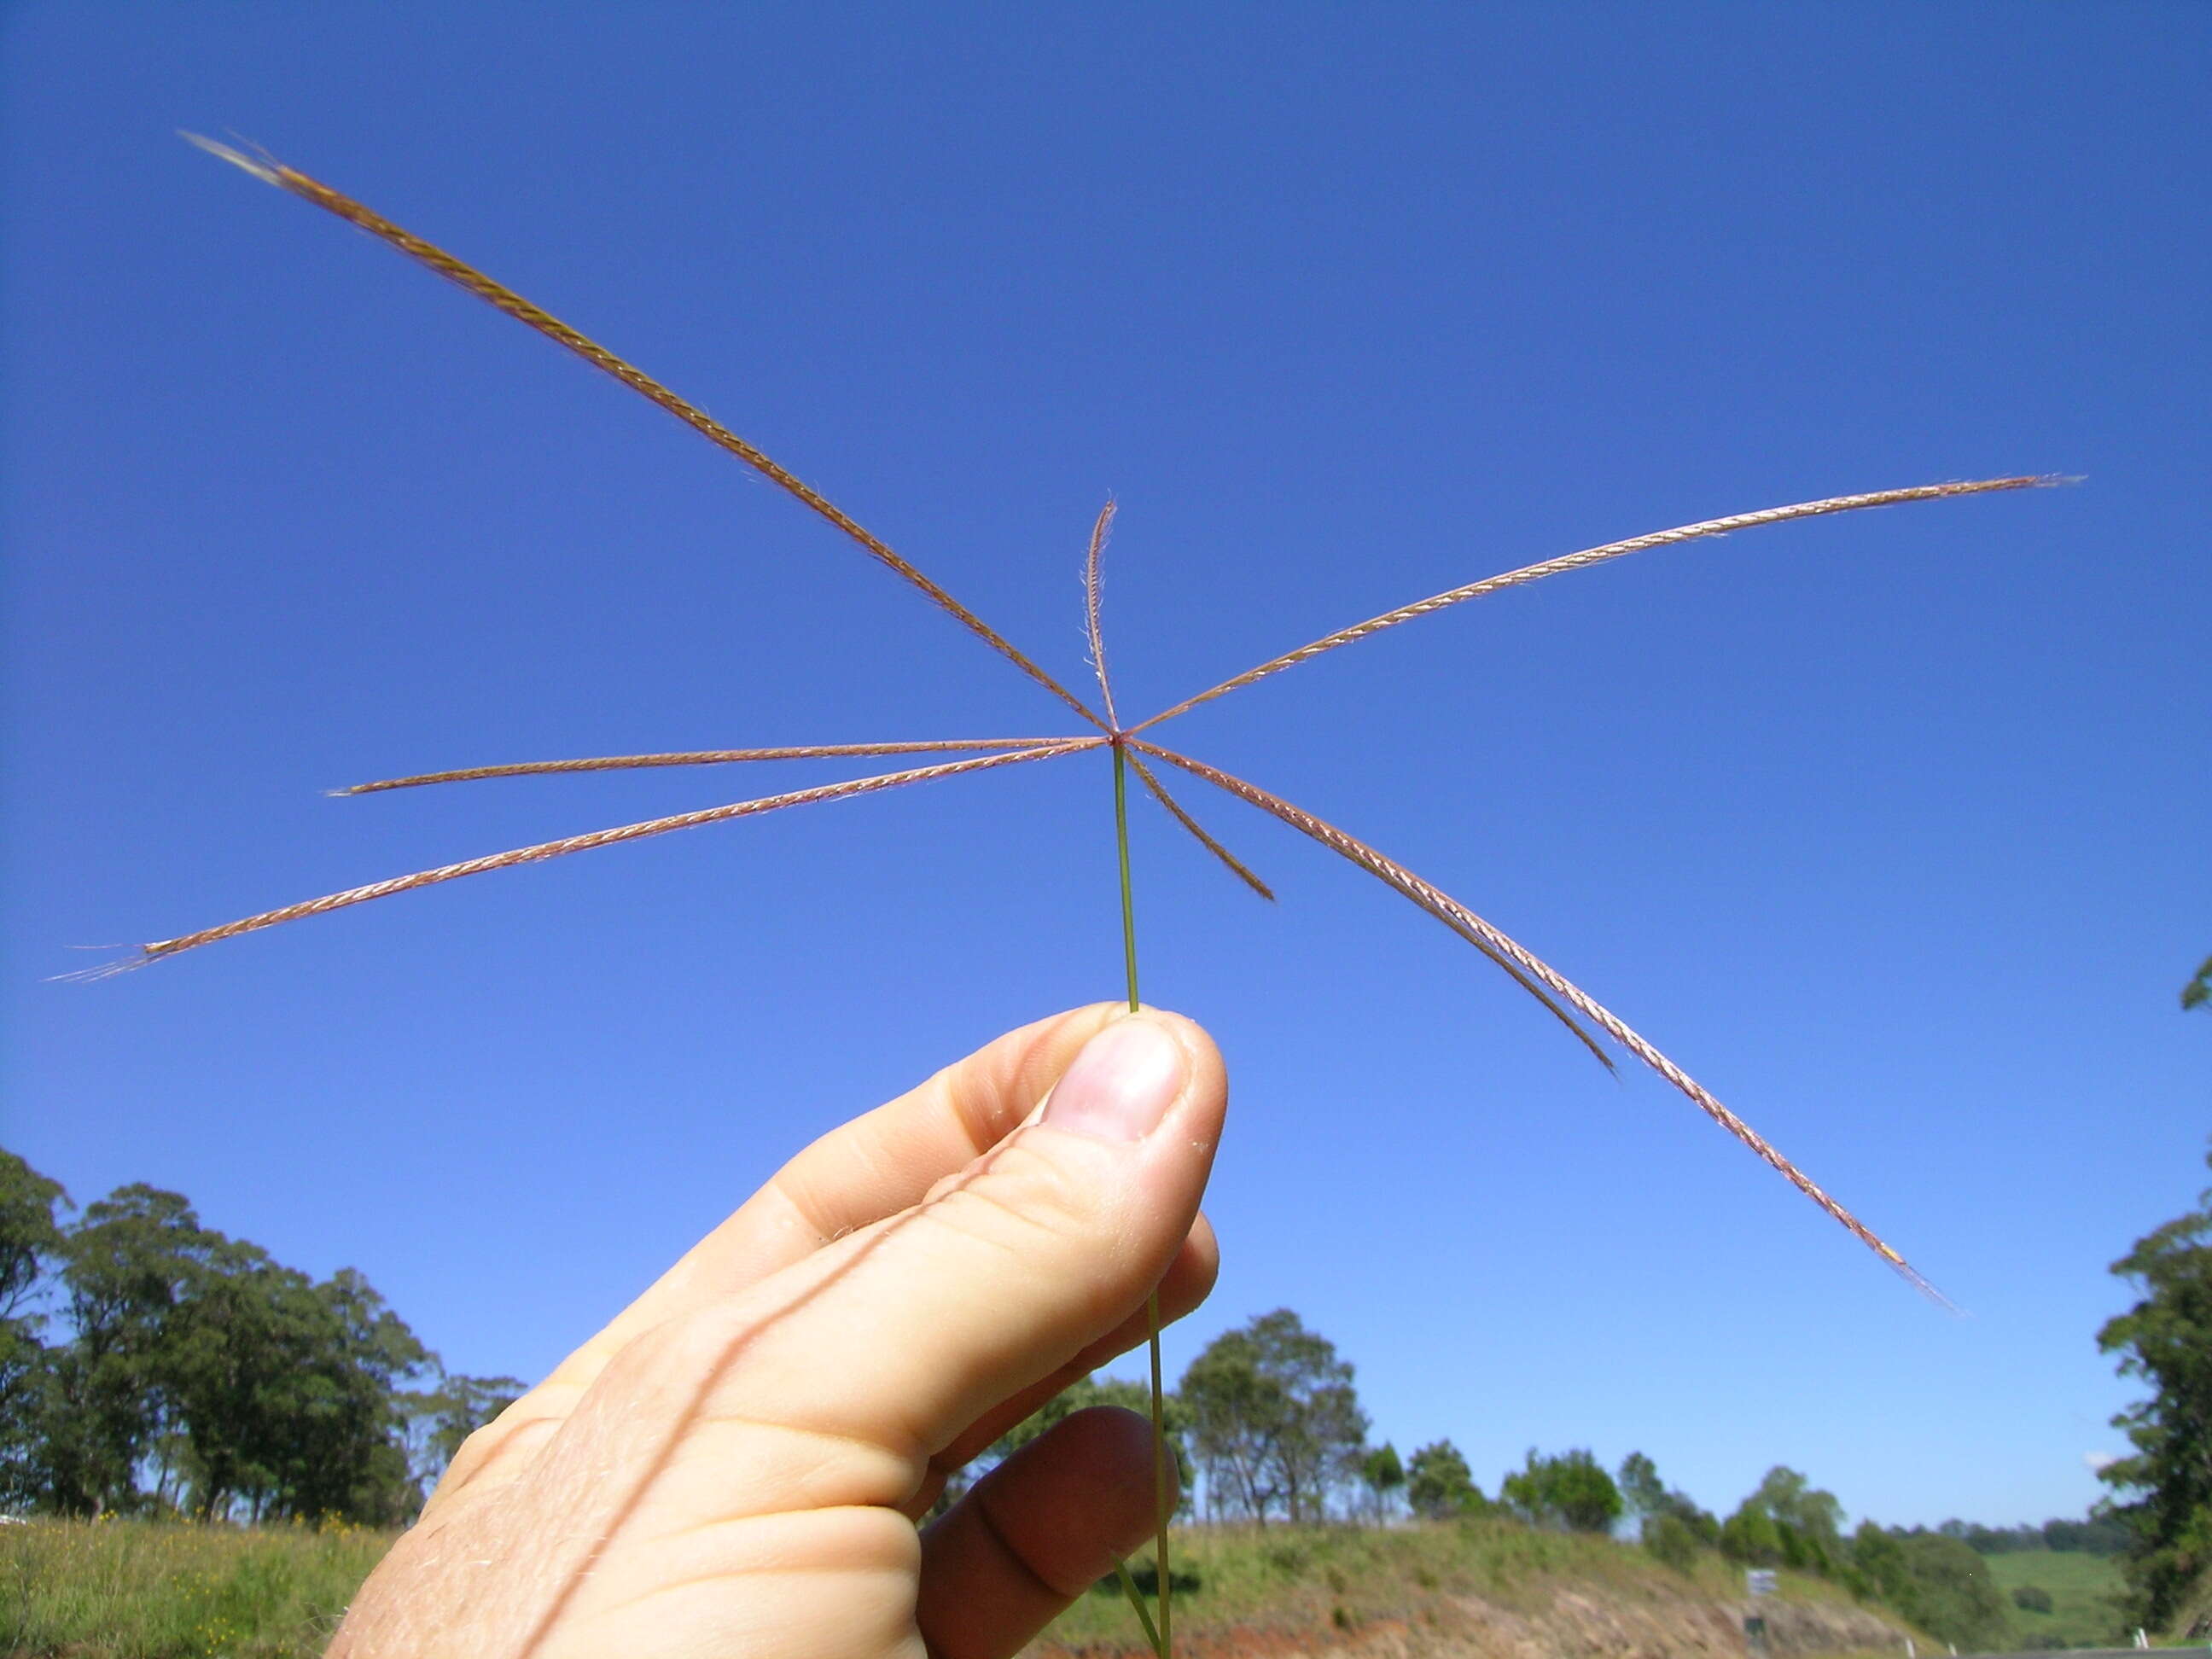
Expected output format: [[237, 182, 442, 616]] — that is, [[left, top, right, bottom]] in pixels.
[[1029, 1522, 1920, 1659], [1046, 1586, 1910, 1659]]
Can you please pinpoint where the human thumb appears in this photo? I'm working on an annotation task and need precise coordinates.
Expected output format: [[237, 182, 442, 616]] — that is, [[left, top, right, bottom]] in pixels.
[[621, 1008, 1225, 1505]]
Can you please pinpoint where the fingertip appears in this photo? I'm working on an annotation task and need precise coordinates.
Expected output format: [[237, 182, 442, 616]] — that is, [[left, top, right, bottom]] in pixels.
[[1134, 1005, 1228, 1133], [955, 1004, 1126, 1136], [966, 1004, 1225, 1150], [1049, 1405, 1180, 1538]]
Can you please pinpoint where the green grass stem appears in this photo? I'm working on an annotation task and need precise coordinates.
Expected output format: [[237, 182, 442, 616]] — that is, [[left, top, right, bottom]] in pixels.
[[1112, 745, 1139, 1015], [1109, 741, 1172, 1658]]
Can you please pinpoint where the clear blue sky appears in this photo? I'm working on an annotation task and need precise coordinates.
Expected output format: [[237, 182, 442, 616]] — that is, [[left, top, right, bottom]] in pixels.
[[4, 3, 2205, 1531]]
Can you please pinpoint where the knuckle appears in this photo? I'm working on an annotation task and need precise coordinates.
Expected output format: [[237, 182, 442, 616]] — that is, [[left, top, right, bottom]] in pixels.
[[920, 1135, 1103, 1265]]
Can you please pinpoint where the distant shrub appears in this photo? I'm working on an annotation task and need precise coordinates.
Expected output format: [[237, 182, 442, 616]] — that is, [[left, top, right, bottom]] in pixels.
[[1777, 1520, 1833, 1576], [2013, 1585, 2055, 1615], [1720, 1507, 1783, 1566], [1644, 1514, 1701, 1575], [1407, 1441, 1487, 1520], [1852, 1522, 2013, 1652], [1500, 1449, 1622, 1534], [1096, 1561, 1202, 1598]]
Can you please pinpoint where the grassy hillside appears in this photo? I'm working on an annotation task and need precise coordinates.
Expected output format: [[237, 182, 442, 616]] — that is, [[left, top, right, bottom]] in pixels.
[[1981, 1551, 2129, 1650], [1028, 1519, 1928, 1657], [0, 1518, 392, 1659], [0, 1514, 1966, 1659]]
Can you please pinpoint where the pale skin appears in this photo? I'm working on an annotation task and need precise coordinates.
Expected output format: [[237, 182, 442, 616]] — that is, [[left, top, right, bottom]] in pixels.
[[329, 1004, 1226, 1659]]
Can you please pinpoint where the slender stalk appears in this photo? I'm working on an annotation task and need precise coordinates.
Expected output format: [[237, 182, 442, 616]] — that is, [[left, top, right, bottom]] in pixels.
[[1147, 1285, 1170, 1656], [1110, 742, 1171, 1657], [1113, 747, 1140, 1015], [1113, 1561, 1163, 1654]]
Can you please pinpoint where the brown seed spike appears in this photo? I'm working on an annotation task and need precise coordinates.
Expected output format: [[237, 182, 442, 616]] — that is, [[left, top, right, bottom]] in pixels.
[[1132, 476, 2058, 734], [1083, 498, 1121, 731], [335, 738, 1086, 795], [186, 136, 1108, 733], [1125, 750, 1274, 901], [1130, 742, 1611, 1068], [136, 741, 1102, 964], [1129, 738, 1946, 1302]]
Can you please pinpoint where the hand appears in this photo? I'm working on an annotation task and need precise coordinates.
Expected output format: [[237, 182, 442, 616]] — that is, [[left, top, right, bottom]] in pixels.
[[329, 1004, 1226, 1659]]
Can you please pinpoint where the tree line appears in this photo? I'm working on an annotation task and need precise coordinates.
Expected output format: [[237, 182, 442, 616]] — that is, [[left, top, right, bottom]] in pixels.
[[11, 1115, 2209, 1648], [1122, 1129, 2212, 1642], [0, 1150, 519, 1523], [988, 978, 2212, 1643], [1920, 1516, 2128, 1557], [942, 1304, 2023, 1650]]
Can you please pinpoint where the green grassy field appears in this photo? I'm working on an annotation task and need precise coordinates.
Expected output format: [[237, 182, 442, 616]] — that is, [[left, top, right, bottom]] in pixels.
[[0, 1518, 393, 1659], [1981, 1551, 2130, 1650]]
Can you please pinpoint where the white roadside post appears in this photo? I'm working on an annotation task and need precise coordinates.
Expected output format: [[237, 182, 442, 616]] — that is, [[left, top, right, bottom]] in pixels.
[[1746, 1568, 1777, 1656]]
